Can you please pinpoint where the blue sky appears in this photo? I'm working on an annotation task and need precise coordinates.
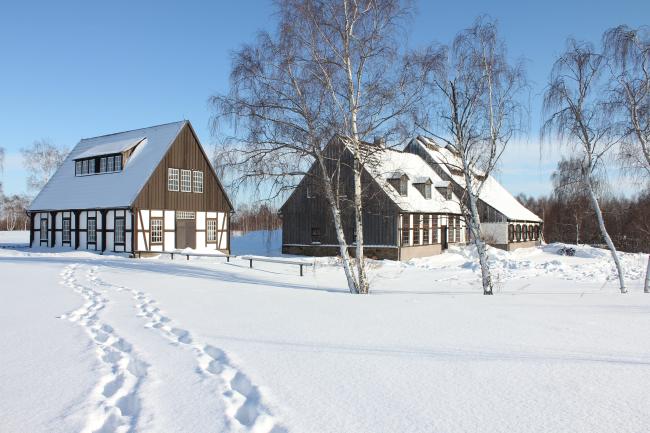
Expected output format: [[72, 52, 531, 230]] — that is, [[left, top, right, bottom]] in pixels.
[[1, 0, 648, 201]]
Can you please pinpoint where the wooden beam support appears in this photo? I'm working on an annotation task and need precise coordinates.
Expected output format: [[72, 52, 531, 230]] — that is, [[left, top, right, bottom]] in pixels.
[[74, 210, 80, 250], [101, 210, 108, 253], [50, 211, 56, 248]]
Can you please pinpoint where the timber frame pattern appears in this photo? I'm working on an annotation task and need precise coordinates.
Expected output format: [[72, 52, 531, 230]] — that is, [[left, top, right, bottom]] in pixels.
[[27, 121, 233, 255]]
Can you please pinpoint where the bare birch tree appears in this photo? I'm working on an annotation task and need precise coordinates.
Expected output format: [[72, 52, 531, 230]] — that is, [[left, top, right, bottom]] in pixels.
[[603, 25, 650, 293], [543, 39, 627, 293], [21, 139, 68, 192], [415, 17, 528, 295], [210, 0, 418, 294]]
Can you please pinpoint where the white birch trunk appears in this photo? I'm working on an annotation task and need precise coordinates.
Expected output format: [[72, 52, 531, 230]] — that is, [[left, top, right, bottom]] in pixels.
[[643, 255, 650, 293], [352, 153, 369, 294], [586, 179, 627, 293], [317, 157, 360, 294], [464, 170, 493, 295]]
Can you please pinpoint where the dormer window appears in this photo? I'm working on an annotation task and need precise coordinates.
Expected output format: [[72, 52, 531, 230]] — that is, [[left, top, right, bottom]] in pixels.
[[74, 153, 124, 176], [388, 173, 409, 197], [413, 178, 433, 199]]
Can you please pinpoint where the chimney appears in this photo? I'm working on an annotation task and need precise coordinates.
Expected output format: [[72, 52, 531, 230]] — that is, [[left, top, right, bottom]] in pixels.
[[373, 136, 386, 147]]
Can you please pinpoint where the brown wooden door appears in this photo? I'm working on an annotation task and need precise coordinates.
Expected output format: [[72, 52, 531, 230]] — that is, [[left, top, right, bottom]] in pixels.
[[176, 219, 196, 249], [441, 225, 448, 250]]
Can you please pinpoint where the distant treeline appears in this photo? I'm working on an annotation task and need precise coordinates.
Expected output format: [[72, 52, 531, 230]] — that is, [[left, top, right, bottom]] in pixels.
[[518, 192, 650, 253], [230, 203, 282, 233]]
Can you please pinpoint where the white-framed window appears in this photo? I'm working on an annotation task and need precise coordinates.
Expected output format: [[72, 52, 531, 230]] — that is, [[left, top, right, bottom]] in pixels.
[[193, 170, 203, 193], [40, 219, 48, 241], [82, 159, 89, 175], [176, 211, 195, 220], [207, 218, 217, 242], [168, 168, 179, 191], [107, 156, 115, 172], [87, 218, 97, 243], [180, 169, 192, 192], [100, 157, 107, 173], [62, 218, 71, 243], [114, 155, 122, 171], [150, 218, 163, 244], [114, 217, 125, 244], [88, 160, 96, 174], [75, 161, 82, 175]]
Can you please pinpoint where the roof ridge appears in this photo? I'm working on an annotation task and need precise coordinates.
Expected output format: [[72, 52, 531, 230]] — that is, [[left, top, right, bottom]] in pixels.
[[80, 120, 186, 141]]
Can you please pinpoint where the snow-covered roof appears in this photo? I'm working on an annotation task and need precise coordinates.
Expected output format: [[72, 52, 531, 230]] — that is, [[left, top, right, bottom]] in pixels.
[[410, 137, 542, 222], [364, 147, 461, 214], [29, 121, 186, 211], [73, 136, 145, 160]]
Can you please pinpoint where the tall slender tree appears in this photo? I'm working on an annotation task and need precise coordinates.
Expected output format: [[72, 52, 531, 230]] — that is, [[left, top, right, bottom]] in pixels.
[[603, 25, 650, 293], [21, 139, 68, 192], [415, 17, 528, 295], [210, 0, 418, 294], [543, 39, 627, 293]]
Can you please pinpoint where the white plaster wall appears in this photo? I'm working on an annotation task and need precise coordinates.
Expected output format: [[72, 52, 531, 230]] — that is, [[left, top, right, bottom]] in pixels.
[[164, 232, 175, 250], [196, 211, 206, 230], [197, 231, 206, 248], [164, 211, 175, 230]]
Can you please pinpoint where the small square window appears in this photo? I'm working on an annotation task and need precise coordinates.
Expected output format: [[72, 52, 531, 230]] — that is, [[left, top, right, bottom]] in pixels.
[[180, 170, 192, 192], [168, 168, 179, 191], [207, 219, 217, 242], [311, 227, 321, 244], [114, 217, 125, 244], [193, 171, 203, 193], [87, 218, 97, 243], [150, 218, 163, 244]]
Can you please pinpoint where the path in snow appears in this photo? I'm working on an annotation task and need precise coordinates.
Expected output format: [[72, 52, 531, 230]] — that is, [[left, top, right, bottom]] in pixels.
[[60, 264, 147, 433], [89, 267, 286, 433]]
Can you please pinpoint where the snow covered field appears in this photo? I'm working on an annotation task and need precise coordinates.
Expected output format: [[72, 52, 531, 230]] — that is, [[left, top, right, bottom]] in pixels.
[[1, 230, 649, 433]]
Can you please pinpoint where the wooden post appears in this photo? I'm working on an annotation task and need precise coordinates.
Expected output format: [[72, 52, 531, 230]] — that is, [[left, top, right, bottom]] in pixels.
[[28, 212, 34, 247], [131, 208, 137, 254], [300, 264, 303, 277], [74, 210, 80, 250], [101, 210, 108, 253], [249, 258, 253, 268], [645, 256, 649, 294], [50, 211, 56, 248]]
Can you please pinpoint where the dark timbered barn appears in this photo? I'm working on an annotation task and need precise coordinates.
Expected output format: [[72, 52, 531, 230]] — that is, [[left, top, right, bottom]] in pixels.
[[404, 136, 543, 251], [27, 121, 233, 254], [280, 138, 466, 260]]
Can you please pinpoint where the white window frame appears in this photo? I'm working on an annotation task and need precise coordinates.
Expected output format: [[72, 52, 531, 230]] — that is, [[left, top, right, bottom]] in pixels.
[[82, 159, 89, 175], [62, 218, 71, 243], [180, 169, 192, 192], [114, 217, 125, 245], [168, 168, 179, 191], [206, 218, 217, 242], [88, 159, 96, 174], [100, 157, 107, 173], [150, 218, 163, 244], [193, 170, 204, 193], [176, 211, 195, 220], [40, 219, 48, 241], [114, 155, 122, 171], [75, 161, 82, 175], [87, 218, 97, 243]]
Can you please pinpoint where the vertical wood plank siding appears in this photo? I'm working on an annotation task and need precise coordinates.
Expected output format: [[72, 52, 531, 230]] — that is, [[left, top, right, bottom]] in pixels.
[[133, 124, 231, 213], [281, 139, 399, 247]]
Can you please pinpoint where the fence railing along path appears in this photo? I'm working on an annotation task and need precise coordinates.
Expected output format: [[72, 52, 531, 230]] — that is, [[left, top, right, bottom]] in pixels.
[[133, 250, 314, 276]]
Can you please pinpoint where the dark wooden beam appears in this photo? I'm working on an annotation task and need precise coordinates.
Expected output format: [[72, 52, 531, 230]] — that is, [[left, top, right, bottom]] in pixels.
[[74, 210, 81, 249], [28, 213, 34, 247], [50, 211, 56, 247], [131, 208, 137, 253], [101, 210, 107, 253]]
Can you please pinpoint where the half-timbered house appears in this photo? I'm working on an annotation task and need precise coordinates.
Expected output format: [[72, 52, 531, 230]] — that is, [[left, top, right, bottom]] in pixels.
[[404, 136, 543, 251], [27, 121, 233, 254], [280, 137, 467, 260]]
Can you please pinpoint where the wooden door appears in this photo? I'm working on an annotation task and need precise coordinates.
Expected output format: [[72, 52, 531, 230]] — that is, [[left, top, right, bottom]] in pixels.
[[441, 225, 448, 250], [176, 219, 196, 249]]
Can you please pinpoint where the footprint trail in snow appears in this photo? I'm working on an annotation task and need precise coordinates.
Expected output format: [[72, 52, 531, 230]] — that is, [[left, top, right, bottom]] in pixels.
[[92, 271, 287, 433], [60, 264, 147, 433]]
